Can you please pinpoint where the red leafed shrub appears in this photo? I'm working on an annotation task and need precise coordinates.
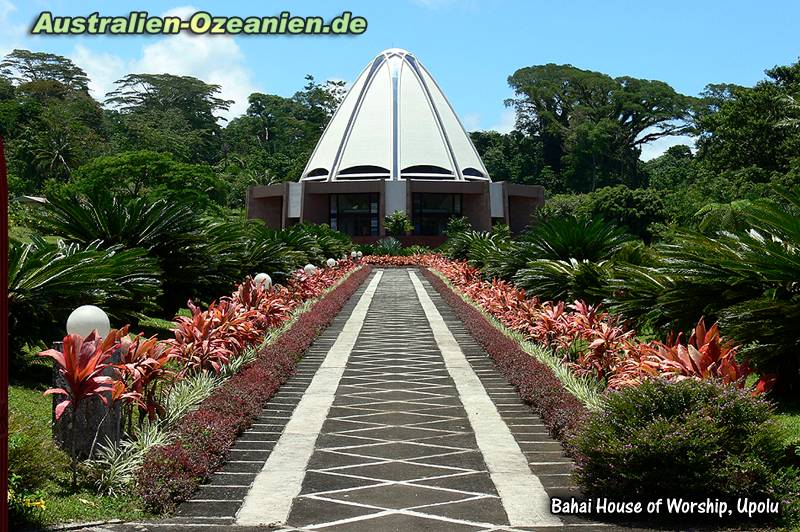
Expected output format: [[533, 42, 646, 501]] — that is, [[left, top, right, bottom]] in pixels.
[[286, 262, 355, 301], [421, 268, 590, 450], [38, 327, 131, 482], [230, 278, 296, 331], [137, 265, 372, 513], [427, 256, 636, 380], [608, 318, 774, 392], [136, 444, 206, 511], [39, 327, 130, 420], [424, 256, 772, 392], [166, 299, 261, 375], [362, 255, 437, 267], [163, 260, 357, 379], [114, 335, 172, 422]]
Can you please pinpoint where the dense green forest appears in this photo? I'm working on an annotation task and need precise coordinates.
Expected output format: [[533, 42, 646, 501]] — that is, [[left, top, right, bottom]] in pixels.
[[2, 48, 799, 236]]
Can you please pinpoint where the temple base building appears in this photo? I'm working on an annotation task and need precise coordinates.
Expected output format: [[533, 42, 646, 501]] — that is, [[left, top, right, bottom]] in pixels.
[[247, 48, 543, 243]]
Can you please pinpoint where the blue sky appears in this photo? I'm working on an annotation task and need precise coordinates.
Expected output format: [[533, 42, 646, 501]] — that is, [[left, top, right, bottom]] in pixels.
[[2, 1, 798, 159]]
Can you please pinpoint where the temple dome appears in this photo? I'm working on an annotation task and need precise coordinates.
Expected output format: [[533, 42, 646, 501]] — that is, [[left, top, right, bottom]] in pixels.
[[300, 48, 490, 182]]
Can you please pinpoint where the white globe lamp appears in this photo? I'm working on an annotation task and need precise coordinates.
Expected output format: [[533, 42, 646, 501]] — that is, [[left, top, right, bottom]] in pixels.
[[326, 258, 336, 268], [304, 263, 317, 275], [350, 251, 357, 259], [254, 272, 272, 288], [66, 305, 111, 338], [356, 251, 363, 258]]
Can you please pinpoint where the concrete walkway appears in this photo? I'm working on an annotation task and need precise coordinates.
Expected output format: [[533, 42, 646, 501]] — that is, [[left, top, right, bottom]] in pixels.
[[105, 269, 598, 531]]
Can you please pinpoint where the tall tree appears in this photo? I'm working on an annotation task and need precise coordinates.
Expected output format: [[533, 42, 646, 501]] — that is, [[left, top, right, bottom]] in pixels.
[[64, 150, 228, 208], [218, 76, 345, 202], [106, 74, 232, 164], [695, 61, 800, 173], [507, 64, 693, 192], [470, 130, 544, 186], [0, 49, 90, 92], [0, 50, 106, 192]]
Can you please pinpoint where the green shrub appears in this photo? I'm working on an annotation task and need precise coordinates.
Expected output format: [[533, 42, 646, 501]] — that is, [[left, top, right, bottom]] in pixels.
[[574, 379, 797, 520], [403, 245, 431, 255], [384, 210, 412, 237], [522, 216, 634, 262], [373, 237, 403, 256], [445, 215, 472, 236]]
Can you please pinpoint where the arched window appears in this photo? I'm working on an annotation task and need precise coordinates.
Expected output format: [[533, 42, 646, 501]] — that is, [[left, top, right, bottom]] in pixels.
[[306, 168, 329, 178]]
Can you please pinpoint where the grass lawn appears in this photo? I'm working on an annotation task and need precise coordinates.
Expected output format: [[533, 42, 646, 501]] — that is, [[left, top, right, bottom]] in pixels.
[[9, 377, 152, 528]]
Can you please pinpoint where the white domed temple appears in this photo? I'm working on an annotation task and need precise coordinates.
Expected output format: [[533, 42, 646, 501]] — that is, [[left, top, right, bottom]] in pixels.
[[246, 48, 543, 242]]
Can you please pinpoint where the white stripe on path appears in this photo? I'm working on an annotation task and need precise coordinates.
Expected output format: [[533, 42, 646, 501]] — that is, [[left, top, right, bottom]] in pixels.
[[236, 271, 383, 527], [408, 271, 562, 527]]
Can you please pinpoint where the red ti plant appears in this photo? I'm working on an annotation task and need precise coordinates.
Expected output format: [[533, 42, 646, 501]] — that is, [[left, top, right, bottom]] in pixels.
[[166, 299, 259, 376], [229, 278, 295, 331], [39, 327, 129, 420], [38, 327, 129, 484], [530, 301, 568, 347], [607, 318, 774, 394], [115, 335, 173, 428]]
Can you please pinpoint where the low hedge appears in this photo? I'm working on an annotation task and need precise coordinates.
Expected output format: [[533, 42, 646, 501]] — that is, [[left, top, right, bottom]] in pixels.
[[421, 268, 589, 453], [136, 266, 373, 513], [574, 379, 800, 526]]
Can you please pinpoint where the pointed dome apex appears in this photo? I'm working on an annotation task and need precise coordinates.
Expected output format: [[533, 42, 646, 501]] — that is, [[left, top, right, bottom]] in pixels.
[[379, 48, 411, 57], [301, 49, 490, 182]]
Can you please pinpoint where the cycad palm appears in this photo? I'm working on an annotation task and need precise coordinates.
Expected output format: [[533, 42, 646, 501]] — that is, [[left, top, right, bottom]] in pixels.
[[34, 194, 217, 313], [608, 187, 800, 392], [8, 237, 161, 368]]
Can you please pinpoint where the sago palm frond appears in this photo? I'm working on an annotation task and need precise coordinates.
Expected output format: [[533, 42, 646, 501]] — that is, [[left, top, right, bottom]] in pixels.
[[514, 258, 610, 303], [522, 216, 634, 262]]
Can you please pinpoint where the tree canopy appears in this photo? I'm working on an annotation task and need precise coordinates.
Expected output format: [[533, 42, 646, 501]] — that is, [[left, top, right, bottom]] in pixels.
[[0, 49, 90, 92], [506, 63, 694, 191], [1, 47, 798, 233]]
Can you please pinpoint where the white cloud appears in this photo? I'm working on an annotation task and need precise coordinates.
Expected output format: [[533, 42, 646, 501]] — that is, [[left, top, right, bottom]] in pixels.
[[72, 45, 126, 99], [0, 0, 27, 57], [133, 34, 256, 119], [486, 109, 516, 134], [461, 112, 481, 131], [639, 133, 696, 161], [70, 5, 259, 120]]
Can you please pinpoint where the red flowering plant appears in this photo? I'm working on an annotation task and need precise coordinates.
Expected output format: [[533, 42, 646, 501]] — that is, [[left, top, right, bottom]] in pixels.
[[39, 327, 129, 421], [422, 255, 775, 395], [137, 265, 372, 513], [286, 261, 354, 301], [362, 255, 435, 267], [229, 277, 296, 331]]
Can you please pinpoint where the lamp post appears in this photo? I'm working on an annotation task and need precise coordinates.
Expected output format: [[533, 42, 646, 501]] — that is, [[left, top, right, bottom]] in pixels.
[[66, 305, 110, 338], [350, 251, 357, 259], [304, 263, 317, 275], [254, 272, 272, 288], [326, 258, 336, 268]]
